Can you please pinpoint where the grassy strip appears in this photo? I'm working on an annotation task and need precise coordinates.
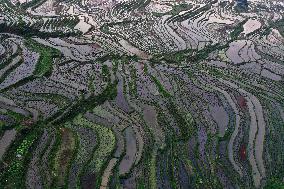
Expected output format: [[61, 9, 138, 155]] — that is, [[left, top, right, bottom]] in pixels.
[[72, 115, 116, 188], [102, 64, 111, 82], [51, 128, 76, 188], [0, 52, 21, 70], [150, 75, 171, 98], [19, 91, 70, 108], [167, 101, 195, 140], [0, 109, 30, 134], [264, 178, 284, 189], [0, 18, 80, 39], [50, 80, 117, 125], [156, 111, 180, 189], [266, 18, 284, 37], [263, 102, 284, 188], [230, 19, 248, 40], [45, 129, 61, 188], [140, 120, 156, 189], [149, 151, 157, 189], [0, 74, 35, 93], [0, 58, 23, 84], [25, 38, 61, 77], [5, 110, 26, 123], [0, 127, 43, 188], [157, 107, 212, 188]]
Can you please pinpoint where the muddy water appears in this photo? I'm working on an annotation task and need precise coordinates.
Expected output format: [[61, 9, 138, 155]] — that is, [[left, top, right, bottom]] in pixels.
[[74, 18, 92, 34], [100, 158, 118, 188], [242, 19, 261, 35], [0, 103, 31, 117], [115, 73, 132, 113], [0, 44, 5, 56], [261, 69, 282, 81], [221, 79, 266, 188], [162, 15, 187, 51], [119, 127, 137, 175], [197, 125, 207, 162], [119, 39, 150, 59], [209, 105, 229, 137], [211, 85, 243, 177], [0, 129, 17, 161], [226, 40, 247, 64], [0, 55, 21, 78], [143, 105, 165, 147]]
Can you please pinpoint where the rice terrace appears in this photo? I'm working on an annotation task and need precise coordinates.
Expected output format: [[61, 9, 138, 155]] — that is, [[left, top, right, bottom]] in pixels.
[[0, 0, 283, 188]]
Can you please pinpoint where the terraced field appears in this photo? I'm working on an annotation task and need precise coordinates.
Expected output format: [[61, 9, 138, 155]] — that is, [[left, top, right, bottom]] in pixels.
[[0, 0, 284, 188]]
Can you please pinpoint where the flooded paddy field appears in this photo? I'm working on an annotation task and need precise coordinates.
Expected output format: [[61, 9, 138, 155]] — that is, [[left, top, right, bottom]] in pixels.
[[0, 0, 284, 188]]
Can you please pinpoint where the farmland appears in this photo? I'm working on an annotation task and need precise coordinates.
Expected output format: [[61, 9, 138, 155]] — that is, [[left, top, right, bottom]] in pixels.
[[0, 0, 284, 188]]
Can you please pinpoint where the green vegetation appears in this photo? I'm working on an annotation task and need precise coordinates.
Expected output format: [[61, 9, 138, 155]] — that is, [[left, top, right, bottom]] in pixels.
[[102, 65, 111, 82], [19, 91, 70, 108], [46, 129, 62, 187], [0, 120, 4, 129], [112, 59, 119, 73], [138, 120, 156, 189], [0, 19, 79, 38], [167, 101, 195, 140], [0, 57, 23, 84], [149, 151, 157, 189], [0, 110, 30, 133], [169, 3, 193, 15], [151, 43, 228, 65], [269, 19, 284, 37], [150, 75, 171, 98], [88, 74, 96, 93], [6, 110, 26, 123], [0, 127, 42, 188], [25, 39, 61, 77], [264, 102, 284, 188], [151, 48, 192, 64], [73, 115, 116, 187], [21, 0, 47, 10], [50, 80, 117, 125], [264, 178, 284, 189], [52, 128, 77, 188], [230, 19, 248, 40], [143, 64, 148, 74], [1, 1, 283, 188]]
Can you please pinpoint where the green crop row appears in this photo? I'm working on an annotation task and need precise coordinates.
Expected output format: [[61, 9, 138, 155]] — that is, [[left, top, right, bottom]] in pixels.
[[25, 38, 61, 77], [0, 128, 42, 188], [150, 75, 171, 98], [72, 115, 116, 188]]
